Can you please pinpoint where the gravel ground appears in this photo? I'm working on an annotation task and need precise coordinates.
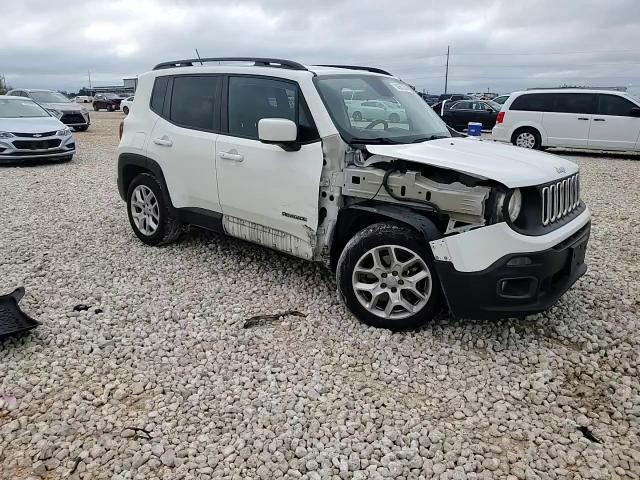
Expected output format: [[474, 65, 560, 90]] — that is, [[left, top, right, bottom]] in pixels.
[[0, 112, 639, 480]]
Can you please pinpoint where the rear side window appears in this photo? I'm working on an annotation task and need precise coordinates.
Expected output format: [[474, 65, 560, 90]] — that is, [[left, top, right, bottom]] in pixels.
[[550, 93, 597, 114], [598, 94, 637, 116], [150, 77, 169, 115], [169, 76, 219, 131], [227, 76, 319, 142], [450, 101, 471, 110], [510, 93, 553, 112]]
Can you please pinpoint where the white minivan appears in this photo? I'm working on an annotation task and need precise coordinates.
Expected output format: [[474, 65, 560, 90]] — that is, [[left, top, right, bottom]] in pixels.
[[492, 89, 640, 151]]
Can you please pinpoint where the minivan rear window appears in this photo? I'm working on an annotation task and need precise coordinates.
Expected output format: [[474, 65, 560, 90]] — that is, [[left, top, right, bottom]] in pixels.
[[598, 94, 637, 116], [510, 93, 552, 112]]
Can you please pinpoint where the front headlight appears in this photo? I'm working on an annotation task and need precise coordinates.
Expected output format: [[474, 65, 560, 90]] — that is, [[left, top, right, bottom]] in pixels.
[[56, 127, 72, 137], [0, 132, 15, 139], [507, 188, 522, 222]]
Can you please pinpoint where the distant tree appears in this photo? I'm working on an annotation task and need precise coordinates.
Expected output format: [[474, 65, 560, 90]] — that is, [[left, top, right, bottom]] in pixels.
[[0, 75, 11, 95]]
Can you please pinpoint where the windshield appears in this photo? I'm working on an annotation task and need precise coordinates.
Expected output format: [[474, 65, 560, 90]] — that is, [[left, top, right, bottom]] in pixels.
[[315, 75, 450, 144], [0, 98, 50, 118], [30, 91, 71, 104]]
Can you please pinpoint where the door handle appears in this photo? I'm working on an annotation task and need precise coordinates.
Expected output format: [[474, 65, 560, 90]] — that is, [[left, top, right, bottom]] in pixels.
[[593, 118, 606, 122], [219, 151, 244, 162], [577, 117, 589, 121], [153, 137, 173, 146]]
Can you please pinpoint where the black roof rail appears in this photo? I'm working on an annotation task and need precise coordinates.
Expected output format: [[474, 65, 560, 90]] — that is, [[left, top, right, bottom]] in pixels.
[[315, 64, 392, 76], [153, 57, 308, 71]]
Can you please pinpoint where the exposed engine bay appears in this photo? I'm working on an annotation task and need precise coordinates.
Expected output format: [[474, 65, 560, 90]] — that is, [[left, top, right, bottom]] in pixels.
[[342, 150, 493, 235]]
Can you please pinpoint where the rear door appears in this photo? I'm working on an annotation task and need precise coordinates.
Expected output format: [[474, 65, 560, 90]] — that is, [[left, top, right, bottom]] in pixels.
[[146, 74, 222, 212], [215, 75, 323, 259], [588, 94, 640, 150], [542, 93, 596, 147]]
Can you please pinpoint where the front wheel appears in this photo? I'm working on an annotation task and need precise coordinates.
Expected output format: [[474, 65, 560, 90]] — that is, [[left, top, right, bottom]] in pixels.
[[122, 106, 129, 115], [93, 104, 99, 111], [389, 113, 400, 123], [74, 125, 88, 132], [352, 111, 363, 121], [126, 173, 182, 246], [337, 222, 442, 330]]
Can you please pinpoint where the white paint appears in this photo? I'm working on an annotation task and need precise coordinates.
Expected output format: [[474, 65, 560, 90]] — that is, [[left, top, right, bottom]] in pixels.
[[258, 118, 297, 142], [430, 208, 591, 272], [366, 137, 578, 188]]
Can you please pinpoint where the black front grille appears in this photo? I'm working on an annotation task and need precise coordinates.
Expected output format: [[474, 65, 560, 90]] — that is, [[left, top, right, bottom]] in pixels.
[[61, 113, 86, 124], [11, 131, 57, 138], [12, 139, 62, 150]]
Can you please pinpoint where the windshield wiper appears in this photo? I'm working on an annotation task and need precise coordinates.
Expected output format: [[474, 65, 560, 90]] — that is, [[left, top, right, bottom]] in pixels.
[[410, 135, 449, 143], [350, 137, 401, 145]]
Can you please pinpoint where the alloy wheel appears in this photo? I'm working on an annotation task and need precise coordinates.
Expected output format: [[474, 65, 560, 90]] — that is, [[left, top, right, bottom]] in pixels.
[[351, 245, 432, 320], [130, 185, 160, 236], [516, 132, 536, 148]]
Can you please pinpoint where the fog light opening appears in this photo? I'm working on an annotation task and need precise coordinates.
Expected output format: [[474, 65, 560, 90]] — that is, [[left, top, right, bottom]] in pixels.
[[507, 256, 533, 267]]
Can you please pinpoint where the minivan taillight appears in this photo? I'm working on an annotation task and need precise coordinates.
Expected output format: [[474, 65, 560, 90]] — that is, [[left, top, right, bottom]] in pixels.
[[119, 121, 124, 139], [496, 111, 505, 124]]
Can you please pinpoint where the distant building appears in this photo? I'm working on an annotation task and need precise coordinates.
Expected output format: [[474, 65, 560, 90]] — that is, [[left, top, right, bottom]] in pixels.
[[88, 77, 137, 96]]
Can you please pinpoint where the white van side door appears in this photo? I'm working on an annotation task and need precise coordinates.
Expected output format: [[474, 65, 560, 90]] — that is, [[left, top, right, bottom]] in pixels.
[[542, 93, 596, 147], [215, 76, 323, 260], [588, 94, 640, 150]]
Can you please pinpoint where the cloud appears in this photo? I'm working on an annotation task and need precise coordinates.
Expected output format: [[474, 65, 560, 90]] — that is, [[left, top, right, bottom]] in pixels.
[[1, 0, 639, 95]]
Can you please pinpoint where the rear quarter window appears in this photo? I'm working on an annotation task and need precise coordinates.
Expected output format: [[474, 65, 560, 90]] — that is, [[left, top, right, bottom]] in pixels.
[[598, 94, 637, 116], [150, 77, 169, 115]]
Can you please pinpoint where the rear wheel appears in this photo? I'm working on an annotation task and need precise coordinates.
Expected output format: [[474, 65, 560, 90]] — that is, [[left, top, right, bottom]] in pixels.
[[93, 104, 99, 111], [126, 173, 182, 246], [352, 111, 362, 121], [74, 125, 88, 132], [337, 222, 442, 330], [389, 113, 400, 123], [512, 127, 541, 149], [122, 106, 129, 115], [107, 104, 114, 112]]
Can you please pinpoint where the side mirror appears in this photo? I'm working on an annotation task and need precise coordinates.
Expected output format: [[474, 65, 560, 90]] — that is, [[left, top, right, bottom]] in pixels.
[[630, 107, 640, 117], [258, 118, 299, 150]]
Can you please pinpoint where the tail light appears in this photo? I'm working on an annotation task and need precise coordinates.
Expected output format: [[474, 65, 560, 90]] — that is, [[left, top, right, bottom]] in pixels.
[[496, 111, 505, 124], [119, 121, 124, 139]]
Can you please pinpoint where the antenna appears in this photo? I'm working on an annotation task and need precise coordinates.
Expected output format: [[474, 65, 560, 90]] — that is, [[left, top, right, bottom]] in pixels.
[[195, 49, 203, 65]]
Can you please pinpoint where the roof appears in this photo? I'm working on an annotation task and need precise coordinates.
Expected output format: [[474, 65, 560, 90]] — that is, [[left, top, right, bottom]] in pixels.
[[512, 88, 631, 95], [0, 95, 35, 100]]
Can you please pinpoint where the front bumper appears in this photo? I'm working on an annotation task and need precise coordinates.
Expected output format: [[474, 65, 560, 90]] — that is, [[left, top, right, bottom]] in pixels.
[[60, 111, 90, 127], [430, 208, 591, 319], [0, 135, 75, 162]]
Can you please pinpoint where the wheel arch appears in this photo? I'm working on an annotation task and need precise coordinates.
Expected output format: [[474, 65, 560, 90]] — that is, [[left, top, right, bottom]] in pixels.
[[117, 153, 173, 207], [329, 203, 443, 270], [509, 122, 547, 146]]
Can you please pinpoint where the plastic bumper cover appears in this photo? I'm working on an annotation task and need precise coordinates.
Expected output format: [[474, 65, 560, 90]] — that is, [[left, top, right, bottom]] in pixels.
[[434, 221, 590, 319]]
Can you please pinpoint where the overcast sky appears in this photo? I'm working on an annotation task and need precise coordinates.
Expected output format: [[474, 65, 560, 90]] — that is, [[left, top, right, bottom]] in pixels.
[[3, 0, 640, 95]]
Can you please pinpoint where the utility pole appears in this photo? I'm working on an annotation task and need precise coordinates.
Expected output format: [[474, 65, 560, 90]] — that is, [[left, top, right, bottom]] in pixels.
[[444, 45, 450, 94], [88, 70, 92, 89]]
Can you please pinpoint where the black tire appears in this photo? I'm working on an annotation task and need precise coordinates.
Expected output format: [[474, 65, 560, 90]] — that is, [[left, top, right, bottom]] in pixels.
[[122, 106, 129, 115], [126, 173, 182, 246], [74, 125, 88, 132], [512, 127, 541, 150], [337, 222, 442, 331], [93, 104, 99, 111], [352, 111, 362, 121], [389, 113, 400, 123], [107, 104, 114, 112]]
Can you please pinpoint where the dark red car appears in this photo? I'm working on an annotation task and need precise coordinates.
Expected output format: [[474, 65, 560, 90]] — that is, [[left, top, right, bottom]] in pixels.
[[93, 93, 122, 111]]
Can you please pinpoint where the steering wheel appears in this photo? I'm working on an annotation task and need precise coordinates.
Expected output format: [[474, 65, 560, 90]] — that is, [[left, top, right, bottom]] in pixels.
[[366, 119, 389, 130]]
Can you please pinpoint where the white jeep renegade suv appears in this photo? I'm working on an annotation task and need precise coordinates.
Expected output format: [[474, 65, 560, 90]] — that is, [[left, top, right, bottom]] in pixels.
[[117, 57, 591, 330]]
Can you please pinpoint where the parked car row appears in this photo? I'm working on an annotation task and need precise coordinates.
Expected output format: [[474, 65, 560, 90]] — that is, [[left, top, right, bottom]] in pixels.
[[7, 89, 90, 131], [0, 95, 76, 163]]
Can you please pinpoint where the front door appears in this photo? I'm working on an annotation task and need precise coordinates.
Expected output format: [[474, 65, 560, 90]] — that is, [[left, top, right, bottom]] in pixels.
[[588, 94, 640, 150], [215, 75, 323, 259]]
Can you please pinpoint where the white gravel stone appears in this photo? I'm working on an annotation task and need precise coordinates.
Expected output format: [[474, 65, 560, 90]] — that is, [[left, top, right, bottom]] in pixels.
[[0, 112, 639, 479]]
